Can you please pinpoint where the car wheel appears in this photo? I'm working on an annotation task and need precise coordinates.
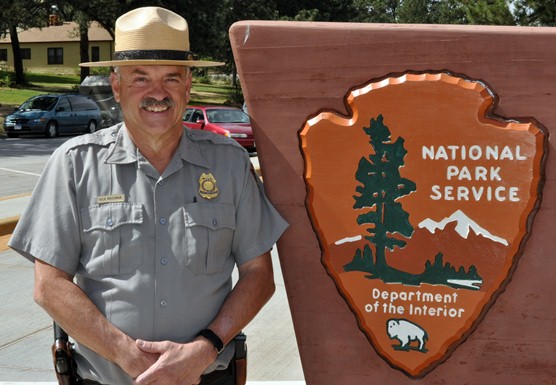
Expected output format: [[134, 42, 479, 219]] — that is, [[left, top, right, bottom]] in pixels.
[[87, 120, 97, 133], [45, 121, 58, 138]]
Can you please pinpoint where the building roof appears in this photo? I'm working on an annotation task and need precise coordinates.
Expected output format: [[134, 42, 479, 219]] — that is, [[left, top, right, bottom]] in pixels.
[[0, 22, 112, 44]]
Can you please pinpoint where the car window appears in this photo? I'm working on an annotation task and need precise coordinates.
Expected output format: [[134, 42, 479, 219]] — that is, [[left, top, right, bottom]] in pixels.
[[69, 95, 100, 111], [70, 96, 83, 110], [69, 96, 83, 111], [87, 98, 100, 110], [206, 110, 220, 122], [191, 110, 204, 122], [57, 97, 71, 112], [183, 109, 194, 122], [207, 109, 249, 123], [20, 96, 58, 111]]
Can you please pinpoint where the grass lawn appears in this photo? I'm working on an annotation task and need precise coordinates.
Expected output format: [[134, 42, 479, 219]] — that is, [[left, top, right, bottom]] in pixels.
[[0, 89, 46, 105], [26, 72, 81, 87]]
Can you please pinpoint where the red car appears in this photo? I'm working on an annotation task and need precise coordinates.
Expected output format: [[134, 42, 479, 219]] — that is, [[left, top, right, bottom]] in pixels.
[[182, 106, 255, 152]]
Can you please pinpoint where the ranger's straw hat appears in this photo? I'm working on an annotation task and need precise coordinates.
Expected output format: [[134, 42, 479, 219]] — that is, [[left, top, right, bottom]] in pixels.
[[80, 7, 223, 67]]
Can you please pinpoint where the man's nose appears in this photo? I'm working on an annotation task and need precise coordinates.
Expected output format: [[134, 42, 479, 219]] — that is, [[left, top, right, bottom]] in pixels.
[[147, 80, 171, 95]]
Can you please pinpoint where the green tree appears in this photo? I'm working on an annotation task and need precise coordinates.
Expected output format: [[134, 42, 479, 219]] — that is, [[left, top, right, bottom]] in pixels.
[[173, 0, 227, 63], [513, 0, 556, 26], [352, 115, 416, 274], [352, 0, 401, 23], [0, 0, 50, 85], [224, 0, 280, 87], [78, 16, 91, 82], [57, 0, 122, 38], [462, 0, 516, 25], [63, 0, 229, 72], [397, 0, 467, 24], [353, 0, 517, 25], [277, 0, 357, 21]]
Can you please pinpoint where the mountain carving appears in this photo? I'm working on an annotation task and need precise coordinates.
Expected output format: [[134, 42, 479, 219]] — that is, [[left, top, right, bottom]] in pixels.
[[419, 210, 508, 245]]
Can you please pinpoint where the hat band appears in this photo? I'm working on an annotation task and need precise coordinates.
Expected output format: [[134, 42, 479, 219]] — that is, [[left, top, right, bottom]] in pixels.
[[114, 49, 195, 61]]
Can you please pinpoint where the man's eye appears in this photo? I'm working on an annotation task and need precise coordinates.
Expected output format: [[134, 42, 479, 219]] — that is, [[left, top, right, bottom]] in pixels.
[[165, 78, 182, 87], [132, 77, 149, 86]]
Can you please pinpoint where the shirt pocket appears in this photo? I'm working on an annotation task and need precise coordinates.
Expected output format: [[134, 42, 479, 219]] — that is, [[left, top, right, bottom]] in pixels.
[[183, 202, 236, 275], [81, 203, 144, 276]]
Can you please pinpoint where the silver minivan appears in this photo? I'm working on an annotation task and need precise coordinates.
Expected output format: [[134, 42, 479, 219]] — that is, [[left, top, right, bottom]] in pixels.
[[3, 94, 102, 138]]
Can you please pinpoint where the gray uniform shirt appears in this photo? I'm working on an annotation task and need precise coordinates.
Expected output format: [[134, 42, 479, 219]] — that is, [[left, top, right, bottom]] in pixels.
[[9, 125, 288, 385]]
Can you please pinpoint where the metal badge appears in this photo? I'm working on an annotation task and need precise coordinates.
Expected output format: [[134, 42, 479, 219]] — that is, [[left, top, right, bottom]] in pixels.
[[199, 173, 219, 200]]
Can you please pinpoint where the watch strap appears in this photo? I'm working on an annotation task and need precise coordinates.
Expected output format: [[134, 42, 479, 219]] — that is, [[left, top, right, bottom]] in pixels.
[[198, 329, 225, 354]]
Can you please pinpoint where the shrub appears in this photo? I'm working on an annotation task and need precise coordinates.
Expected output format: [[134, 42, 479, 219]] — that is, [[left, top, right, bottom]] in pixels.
[[0, 70, 16, 87]]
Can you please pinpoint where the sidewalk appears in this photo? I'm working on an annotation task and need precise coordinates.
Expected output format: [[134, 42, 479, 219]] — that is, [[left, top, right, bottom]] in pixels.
[[0, 194, 30, 238], [0, 165, 305, 383]]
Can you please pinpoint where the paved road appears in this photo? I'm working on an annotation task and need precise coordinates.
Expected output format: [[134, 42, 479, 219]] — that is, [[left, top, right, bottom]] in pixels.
[[0, 134, 304, 383], [0, 136, 69, 198]]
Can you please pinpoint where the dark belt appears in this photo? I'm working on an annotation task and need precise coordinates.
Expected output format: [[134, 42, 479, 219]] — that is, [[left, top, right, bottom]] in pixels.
[[79, 365, 232, 385], [201, 364, 234, 385], [80, 380, 101, 385]]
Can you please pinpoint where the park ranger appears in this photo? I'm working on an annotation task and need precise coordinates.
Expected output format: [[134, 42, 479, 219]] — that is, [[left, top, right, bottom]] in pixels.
[[9, 6, 287, 385]]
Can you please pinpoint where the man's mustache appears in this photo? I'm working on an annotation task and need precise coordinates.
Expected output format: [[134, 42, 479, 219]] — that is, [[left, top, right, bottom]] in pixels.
[[140, 97, 175, 109]]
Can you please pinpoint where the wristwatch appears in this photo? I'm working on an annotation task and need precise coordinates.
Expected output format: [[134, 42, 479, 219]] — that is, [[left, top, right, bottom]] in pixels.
[[198, 329, 225, 354]]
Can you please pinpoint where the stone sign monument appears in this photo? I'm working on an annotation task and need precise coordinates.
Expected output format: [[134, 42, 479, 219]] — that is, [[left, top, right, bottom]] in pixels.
[[230, 22, 555, 384]]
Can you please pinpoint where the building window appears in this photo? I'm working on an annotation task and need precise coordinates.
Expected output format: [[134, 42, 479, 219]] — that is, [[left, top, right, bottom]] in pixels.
[[0, 49, 7, 61], [20, 48, 31, 60], [47, 47, 63, 64], [91, 46, 100, 62]]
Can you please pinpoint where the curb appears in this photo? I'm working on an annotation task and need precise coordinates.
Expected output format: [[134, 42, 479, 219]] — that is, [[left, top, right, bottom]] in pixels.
[[0, 215, 19, 237], [0, 193, 28, 237]]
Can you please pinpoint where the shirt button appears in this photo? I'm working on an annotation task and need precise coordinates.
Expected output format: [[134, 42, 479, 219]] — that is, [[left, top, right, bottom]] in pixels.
[[160, 300, 167, 308], [159, 217, 167, 225], [106, 218, 113, 226], [159, 180, 165, 186], [212, 219, 218, 226], [160, 257, 168, 265]]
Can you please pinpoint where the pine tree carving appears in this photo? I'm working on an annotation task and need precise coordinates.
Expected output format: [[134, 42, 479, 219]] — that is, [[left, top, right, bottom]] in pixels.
[[351, 114, 416, 275]]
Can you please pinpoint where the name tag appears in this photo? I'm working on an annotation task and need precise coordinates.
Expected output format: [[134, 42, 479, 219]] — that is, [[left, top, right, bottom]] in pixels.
[[97, 194, 125, 204]]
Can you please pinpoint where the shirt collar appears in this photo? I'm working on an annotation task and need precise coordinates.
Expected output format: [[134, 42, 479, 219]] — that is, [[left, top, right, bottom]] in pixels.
[[105, 125, 210, 169], [105, 125, 138, 164], [178, 128, 210, 169]]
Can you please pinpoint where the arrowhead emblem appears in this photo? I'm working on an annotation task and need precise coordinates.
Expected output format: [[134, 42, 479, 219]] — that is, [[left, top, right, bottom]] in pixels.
[[299, 72, 546, 377]]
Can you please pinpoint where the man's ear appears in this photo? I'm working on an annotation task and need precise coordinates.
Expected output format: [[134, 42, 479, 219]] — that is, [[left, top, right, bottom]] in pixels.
[[110, 71, 121, 103], [184, 69, 193, 104]]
